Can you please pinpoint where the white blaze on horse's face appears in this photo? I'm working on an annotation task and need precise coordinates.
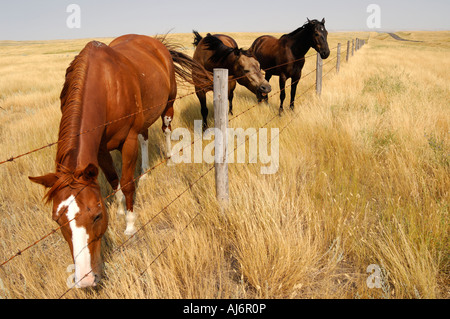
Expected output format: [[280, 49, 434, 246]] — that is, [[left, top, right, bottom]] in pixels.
[[57, 195, 97, 288]]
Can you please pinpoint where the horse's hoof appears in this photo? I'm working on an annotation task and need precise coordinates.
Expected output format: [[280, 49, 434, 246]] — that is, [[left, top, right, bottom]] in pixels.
[[279, 109, 284, 116]]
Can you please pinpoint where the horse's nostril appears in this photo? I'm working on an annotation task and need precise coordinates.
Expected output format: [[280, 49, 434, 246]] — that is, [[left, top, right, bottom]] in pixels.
[[321, 51, 330, 59], [260, 84, 271, 93], [93, 274, 100, 285]]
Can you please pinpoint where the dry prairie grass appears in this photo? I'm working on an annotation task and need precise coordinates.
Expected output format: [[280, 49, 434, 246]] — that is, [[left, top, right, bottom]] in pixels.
[[0, 31, 448, 299]]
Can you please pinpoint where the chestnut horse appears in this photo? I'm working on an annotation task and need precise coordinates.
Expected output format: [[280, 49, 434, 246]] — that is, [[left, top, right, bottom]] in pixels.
[[192, 31, 271, 128], [28, 34, 204, 288], [250, 18, 330, 114]]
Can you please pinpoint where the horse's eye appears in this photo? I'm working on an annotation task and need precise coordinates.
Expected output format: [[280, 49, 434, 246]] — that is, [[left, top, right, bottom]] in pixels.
[[93, 213, 102, 223], [244, 70, 250, 73]]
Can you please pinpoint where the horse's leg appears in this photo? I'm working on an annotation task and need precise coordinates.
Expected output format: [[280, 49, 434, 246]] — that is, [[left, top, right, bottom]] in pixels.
[[196, 87, 208, 130], [120, 133, 139, 235], [162, 101, 175, 166], [279, 74, 287, 115], [290, 73, 301, 110], [228, 80, 236, 115], [138, 129, 149, 178], [98, 148, 122, 212]]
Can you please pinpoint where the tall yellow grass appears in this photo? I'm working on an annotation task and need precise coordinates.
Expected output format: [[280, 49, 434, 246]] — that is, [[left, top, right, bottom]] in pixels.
[[0, 31, 448, 299]]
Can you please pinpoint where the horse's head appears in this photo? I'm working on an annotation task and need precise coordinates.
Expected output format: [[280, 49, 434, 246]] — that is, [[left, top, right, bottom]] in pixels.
[[232, 49, 272, 99], [308, 18, 330, 59], [29, 163, 108, 288]]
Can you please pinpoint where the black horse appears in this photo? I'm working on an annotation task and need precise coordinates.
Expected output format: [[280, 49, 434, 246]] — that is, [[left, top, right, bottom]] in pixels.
[[250, 19, 330, 114]]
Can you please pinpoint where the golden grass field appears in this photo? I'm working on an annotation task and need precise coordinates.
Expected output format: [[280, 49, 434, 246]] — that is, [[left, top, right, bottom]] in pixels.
[[0, 31, 448, 299]]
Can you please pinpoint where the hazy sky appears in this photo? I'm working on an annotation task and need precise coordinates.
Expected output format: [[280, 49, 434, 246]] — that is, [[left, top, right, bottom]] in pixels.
[[0, 0, 449, 40]]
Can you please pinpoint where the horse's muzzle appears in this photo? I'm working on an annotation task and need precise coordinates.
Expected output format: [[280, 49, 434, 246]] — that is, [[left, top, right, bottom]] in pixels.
[[320, 50, 330, 59], [258, 83, 272, 94]]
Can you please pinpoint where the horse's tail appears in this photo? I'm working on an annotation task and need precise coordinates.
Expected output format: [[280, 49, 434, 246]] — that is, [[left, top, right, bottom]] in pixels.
[[192, 30, 203, 47], [168, 48, 213, 89]]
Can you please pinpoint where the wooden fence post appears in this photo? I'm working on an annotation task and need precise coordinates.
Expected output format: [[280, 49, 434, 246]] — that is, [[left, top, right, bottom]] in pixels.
[[316, 53, 323, 96], [351, 39, 354, 56], [213, 68, 229, 208], [346, 40, 350, 62], [336, 43, 341, 73]]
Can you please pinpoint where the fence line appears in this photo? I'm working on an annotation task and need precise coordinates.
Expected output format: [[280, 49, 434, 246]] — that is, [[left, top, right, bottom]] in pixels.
[[1, 36, 367, 297]]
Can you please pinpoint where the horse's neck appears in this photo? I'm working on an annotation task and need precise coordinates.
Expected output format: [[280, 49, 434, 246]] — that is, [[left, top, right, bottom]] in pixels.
[[221, 54, 238, 76], [57, 139, 100, 173], [57, 117, 103, 172], [286, 27, 313, 58]]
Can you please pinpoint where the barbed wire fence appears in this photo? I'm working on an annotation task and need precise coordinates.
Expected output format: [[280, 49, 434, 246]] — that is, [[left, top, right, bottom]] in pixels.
[[0, 36, 367, 298]]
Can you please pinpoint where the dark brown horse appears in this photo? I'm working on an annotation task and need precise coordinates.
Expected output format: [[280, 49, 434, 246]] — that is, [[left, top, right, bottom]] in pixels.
[[28, 34, 203, 288], [250, 18, 330, 113], [192, 31, 271, 128]]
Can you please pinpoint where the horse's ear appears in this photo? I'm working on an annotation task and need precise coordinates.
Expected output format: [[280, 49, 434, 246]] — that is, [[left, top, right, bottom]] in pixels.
[[82, 163, 98, 182], [307, 17, 311, 23], [29, 173, 58, 188], [321, 18, 325, 24]]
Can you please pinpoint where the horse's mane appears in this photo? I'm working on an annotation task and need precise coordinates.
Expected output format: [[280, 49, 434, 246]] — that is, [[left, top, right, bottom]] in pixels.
[[281, 19, 321, 40], [57, 41, 96, 167], [201, 33, 253, 64], [44, 41, 98, 202], [44, 164, 96, 203]]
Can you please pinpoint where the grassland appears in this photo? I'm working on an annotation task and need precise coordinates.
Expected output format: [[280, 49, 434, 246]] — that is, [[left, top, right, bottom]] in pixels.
[[0, 31, 448, 299]]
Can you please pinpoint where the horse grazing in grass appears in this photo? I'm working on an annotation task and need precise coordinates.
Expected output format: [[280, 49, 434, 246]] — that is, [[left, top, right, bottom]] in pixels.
[[192, 31, 271, 128], [250, 18, 330, 114], [28, 34, 204, 288]]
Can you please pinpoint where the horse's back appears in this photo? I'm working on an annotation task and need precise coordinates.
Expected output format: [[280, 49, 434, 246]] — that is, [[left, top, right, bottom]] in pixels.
[[212, 34, 238, 48], [109, 34, 174, 78], [250, 35, 280, 70], [82, 40, 141, 115], [193, 33, 237, 72], [109, 34, 176, 123], [251, 35, 278, 52]]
